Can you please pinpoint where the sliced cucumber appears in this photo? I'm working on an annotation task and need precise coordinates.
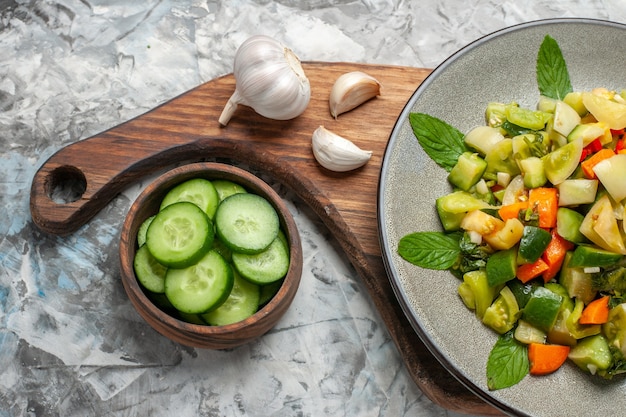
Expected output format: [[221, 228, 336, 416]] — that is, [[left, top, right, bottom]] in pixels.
[[232, 236, 290, 285], [201, 271, 260, 326], [215, 193, 280, 254], [160, 178, 220, 219], [137, 215, 156, 247], [212, 179, 247, 201], [259, 280, 283, 306], [178, 311, 206, 325], [133, 244, 168, 293], [165, 250, 234, 314], [146, 202, 214, 268]]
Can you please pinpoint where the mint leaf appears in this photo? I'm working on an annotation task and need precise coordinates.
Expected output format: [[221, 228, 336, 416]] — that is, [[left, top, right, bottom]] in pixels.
[[398, 232, 461, 270], [409, 112, 467, 172], [536, 35, 572, 100], [486, 331, 529, 390]]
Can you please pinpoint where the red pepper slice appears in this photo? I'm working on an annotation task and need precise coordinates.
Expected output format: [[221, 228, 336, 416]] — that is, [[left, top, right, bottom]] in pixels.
[[587, 138, 603, 152]]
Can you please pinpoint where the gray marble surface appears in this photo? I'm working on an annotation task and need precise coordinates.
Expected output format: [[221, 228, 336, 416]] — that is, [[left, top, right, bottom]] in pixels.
[[1, 1, 625, 416]]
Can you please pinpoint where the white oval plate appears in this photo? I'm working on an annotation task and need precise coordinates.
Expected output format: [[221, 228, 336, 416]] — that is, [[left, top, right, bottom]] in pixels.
[[379, 18, 626, 417]]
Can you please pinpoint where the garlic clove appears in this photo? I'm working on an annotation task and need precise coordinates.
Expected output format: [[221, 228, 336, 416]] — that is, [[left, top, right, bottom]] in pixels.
[[329, 71, 381, 119], [311, 126, 372, 172]]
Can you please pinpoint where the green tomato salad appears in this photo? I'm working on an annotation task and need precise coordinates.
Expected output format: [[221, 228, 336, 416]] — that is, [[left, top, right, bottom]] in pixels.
[[398, 35, 626, 390]]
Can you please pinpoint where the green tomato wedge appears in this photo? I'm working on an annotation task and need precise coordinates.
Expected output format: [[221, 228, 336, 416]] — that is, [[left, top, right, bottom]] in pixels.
[[506, 106, 552, 130], [582, 92, 626, 130], [542, 137, 583, 185]]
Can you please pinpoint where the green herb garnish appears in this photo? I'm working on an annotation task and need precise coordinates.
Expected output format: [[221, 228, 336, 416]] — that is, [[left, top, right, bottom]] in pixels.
[[536, 35, 573, 100], [409, 112, 467, 172], [398, 231, 461, 270], [486, 331, 529, 391]]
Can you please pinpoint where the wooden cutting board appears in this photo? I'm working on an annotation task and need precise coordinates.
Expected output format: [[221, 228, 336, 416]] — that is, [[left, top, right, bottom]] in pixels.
[[30, 62, 503, 416]]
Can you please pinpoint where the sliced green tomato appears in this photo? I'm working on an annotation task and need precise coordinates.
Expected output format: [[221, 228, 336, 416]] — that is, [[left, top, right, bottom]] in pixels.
[[556, 179, 598, 207], [200, 271, 260, 326], [212, 179, 247, 202], [592, 154, 626, 203], [133, 244, 168, 293], [463, 125, 504, 155], [215, 193, 280, 254], [165, 250, 234, 314], [146, 202, 214, 268], [505, 105, 551, 130], [458, 270, 498, 320], [563, 91, 587, 116], [582, 92, 626, 130], [579, 194, 626, 255], [483, 218, 525, 251], [603, 304, 626, 356], [460, 209, 503, 236], [160, 178, 220, 219], [553, 101, 581, 137], [482, 286, 520, 334], [485, 138, 521, 177], [511, 134, 533, 160], [542, 137, 583, 185], [485, 102, 508, 130]]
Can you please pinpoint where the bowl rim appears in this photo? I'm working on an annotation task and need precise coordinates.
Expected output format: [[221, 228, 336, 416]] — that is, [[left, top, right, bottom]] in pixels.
[[119, 162, 303, 345]]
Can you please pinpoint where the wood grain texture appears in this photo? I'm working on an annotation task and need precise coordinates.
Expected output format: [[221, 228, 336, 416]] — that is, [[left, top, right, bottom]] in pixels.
[[30, 62, 503, 416]]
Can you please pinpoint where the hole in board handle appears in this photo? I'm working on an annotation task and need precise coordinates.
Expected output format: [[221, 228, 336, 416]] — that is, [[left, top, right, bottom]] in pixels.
[[46, 165, 87, 204]]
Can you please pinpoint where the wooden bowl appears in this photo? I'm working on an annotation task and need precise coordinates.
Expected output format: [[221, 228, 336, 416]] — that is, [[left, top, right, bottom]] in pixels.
[[119, 162, 303, 349]]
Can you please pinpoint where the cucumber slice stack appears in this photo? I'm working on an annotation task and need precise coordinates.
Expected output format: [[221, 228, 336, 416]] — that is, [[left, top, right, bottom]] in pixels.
[[132, 178, 289, 326]]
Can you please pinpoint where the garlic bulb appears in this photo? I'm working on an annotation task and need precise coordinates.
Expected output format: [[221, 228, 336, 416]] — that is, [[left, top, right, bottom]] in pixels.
[[219, 35, 311, 126], [329, 71, 381, 119], [311, 126, 372, 172]]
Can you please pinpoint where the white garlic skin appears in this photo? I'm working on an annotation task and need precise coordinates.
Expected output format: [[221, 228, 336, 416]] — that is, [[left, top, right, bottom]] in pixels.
[[329, 71, 381, 119], [311, 126, 372, 172], [219, 35, 311, 126]]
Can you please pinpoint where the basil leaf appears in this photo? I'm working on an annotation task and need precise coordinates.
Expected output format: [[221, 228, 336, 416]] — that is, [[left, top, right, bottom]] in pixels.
[[398, 232, 461, 270], [486, 331, 529, 390], [409, 112, 467, 172], [536, 35, 573, 100]]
